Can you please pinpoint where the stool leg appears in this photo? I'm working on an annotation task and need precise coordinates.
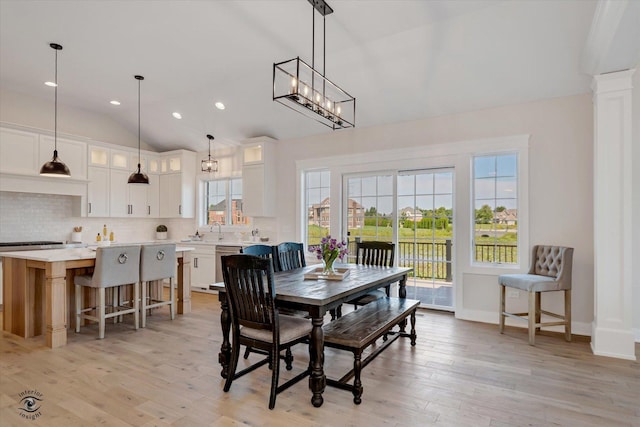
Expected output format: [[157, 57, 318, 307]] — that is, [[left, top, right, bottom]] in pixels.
[[133, 281, 140, 330], [535, 292, 541, 332], [499, 285, 505, 334], [528, 291, 535, 345], [565, 290, 572, 342], [170, 278, 175, 320], [75, 284, 82, 333], [141, 281, 147, 328], [98, 288, 106, 339]]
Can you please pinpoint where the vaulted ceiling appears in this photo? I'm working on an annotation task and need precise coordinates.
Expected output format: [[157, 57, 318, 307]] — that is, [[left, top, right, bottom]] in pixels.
[[1, 0, 638, 152]]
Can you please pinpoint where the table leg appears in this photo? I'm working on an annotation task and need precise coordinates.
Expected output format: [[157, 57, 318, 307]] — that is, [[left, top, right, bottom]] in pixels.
[[399, 274, 407, 332], [46, 261, 67, 348], [218, 292, 231, 379], [309, 314, 326, 407], [177, 252, 192, 314]]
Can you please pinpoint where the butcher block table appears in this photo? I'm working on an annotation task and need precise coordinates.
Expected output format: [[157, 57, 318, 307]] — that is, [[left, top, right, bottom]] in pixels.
[[2, 245, 194, 348]]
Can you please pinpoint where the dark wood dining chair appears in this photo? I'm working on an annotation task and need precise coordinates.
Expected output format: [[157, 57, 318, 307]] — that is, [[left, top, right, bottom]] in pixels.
[[346, 241, 395, 308], [221, 254, 312, 409], [240, 244, 276, 266], [274, 242, 306, 272]]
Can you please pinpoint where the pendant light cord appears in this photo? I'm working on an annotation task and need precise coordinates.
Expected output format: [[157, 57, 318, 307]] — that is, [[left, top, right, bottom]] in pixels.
[[54, 47, 58, 155], [137, 77, 141, 169]]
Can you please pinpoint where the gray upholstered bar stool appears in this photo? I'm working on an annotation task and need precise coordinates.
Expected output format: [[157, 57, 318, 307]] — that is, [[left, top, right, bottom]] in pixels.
[[498, 245, 574, 345], [75, 245, 141, 339], [140, 243, 176, 328]]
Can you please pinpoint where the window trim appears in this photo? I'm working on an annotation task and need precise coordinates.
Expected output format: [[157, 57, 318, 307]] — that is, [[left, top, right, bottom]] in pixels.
[[199, 177, 250, 228]]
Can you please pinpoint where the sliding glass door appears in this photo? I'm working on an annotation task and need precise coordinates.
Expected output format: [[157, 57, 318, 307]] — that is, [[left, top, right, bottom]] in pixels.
[[397, 169, 454, 310], [343, 169, 454, 310]]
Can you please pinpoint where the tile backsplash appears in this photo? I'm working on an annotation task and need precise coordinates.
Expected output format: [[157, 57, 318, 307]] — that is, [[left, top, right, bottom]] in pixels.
[[0, 192, 195, 243]]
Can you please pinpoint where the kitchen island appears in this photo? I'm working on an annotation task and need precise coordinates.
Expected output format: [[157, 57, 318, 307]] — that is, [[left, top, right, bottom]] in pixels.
[[1, 245, 194, 348]]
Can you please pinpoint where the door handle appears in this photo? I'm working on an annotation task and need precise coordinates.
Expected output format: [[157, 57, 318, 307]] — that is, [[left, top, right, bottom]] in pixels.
[[88, 202, 92, 214], [179, 205, 182, 215], [148, 205, 151, 215]]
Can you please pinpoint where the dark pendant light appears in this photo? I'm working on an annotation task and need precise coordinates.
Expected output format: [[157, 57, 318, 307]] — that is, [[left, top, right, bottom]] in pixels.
[[40, 43, 71, 177], [128, 75, 149, 184], [201, 134, 218, 173]]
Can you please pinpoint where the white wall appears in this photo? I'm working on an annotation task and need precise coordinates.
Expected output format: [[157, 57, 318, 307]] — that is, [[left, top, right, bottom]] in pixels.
[[274, 94, 594, 334], [0, 88, 155, 151], [633, 68, 640, 341]]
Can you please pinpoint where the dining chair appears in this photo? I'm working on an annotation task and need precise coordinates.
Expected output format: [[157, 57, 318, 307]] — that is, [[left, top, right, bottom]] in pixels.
[[74, 245, 141, 339], [140, 243, 176, 328], [221, 254, 312, 409], [241, 244, 277, 267], [345, 241, 395, 310], [498, 245, 574, 345], [274, 242, 306, 272]]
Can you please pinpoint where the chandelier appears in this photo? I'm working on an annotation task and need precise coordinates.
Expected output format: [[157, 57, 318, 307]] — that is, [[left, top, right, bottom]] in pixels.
[[273, 0, 355, 130], [201, 134, 218, 173]]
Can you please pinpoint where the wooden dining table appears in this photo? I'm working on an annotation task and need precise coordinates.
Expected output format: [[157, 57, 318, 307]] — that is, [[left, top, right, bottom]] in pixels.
[[1, 245, 193, 348], [210, 263, 412, 408]]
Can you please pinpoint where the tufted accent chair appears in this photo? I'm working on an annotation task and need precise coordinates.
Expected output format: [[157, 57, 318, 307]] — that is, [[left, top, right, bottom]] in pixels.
[[498, 245, 574, 345]]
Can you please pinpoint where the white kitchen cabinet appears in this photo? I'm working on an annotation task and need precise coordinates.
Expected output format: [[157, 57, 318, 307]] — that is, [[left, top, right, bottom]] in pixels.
[[158, 150, 196, 218], [109, 169, 153, 217], [39, 135, 87, 180], [0, 127, 39, 174], [242, 138, 276, 217], [87, 166, 110, 217], [88, 145, 109, 167], [191, 245, 216, 289], [147, 173, 160, 217]]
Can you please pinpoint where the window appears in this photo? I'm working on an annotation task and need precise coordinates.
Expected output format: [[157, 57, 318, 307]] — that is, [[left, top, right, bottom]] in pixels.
[[472, 153, 518, 264], [203, 178, 249, 226], [344, 173, 394, 262], [304, 170, 330, 248]]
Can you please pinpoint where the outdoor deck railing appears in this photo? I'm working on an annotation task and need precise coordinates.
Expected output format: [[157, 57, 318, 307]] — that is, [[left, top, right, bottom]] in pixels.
[[339, 240, 517, 280]]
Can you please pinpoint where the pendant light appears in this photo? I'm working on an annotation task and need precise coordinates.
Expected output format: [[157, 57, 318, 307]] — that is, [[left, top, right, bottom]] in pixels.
[[40, 43, 71, 177], [128, 75, 149, 184], [201, 134, 218, 173]]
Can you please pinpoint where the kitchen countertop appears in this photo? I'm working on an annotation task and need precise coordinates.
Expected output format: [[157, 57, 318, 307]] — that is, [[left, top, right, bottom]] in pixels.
[[181, 239, 264, 247], [0, 245, 194, 262]]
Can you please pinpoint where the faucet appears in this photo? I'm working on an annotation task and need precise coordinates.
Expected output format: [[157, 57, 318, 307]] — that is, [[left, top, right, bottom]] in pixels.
[[211, 222, 223, 240]]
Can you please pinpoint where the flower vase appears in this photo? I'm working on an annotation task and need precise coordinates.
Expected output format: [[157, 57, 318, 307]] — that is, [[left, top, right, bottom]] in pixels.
[[322, 258, 336, 275]]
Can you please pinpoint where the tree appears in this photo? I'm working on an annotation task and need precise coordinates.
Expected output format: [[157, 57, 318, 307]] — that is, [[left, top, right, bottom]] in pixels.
[[496, 206, 506, 212], [475, 204, 494, 224]]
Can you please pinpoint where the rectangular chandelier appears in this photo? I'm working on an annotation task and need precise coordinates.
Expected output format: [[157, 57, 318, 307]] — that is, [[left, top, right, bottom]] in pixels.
[[273, 57, 355, 130], [272, 0, 355, 131]]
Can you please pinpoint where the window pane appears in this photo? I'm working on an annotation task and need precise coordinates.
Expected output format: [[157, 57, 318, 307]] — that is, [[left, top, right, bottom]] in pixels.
[[472, 154, 518, 265], [305, 170, 330, 248]]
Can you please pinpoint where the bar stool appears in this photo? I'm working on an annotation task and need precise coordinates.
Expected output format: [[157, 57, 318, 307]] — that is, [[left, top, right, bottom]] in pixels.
[[75, 245, 141, 339], [140, 243, 176, 328]]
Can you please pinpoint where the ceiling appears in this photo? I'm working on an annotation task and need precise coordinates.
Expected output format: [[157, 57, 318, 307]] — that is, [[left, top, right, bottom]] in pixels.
[[1, 0, 639, 152]]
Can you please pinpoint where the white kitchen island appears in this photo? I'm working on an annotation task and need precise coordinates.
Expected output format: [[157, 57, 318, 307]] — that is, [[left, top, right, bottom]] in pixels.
[[1, 245, 194, 348]]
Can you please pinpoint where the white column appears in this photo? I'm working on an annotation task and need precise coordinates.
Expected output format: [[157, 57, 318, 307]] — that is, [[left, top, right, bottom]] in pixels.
[[591, 69, 636, 360]]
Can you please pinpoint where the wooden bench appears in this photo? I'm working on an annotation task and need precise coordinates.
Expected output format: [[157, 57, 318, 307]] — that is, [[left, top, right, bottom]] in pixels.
[[323, 297, 420, 404]]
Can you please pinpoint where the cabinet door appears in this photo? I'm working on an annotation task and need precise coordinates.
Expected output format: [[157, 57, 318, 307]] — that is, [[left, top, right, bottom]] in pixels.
[[39, 135, 87, 179], [0, 127, 39, 174], [159, 173, 181, 218], [129, 183, 148, 217], [243, 163, 265, 216], [192, 251, 216, 289], [87, 166, 110, 217], [109, 169, 130, 217], [147, 173, 160, 217]]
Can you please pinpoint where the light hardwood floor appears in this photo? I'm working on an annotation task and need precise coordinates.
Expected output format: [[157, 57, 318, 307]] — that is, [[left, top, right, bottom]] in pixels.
[[1, 291, 638, 426]]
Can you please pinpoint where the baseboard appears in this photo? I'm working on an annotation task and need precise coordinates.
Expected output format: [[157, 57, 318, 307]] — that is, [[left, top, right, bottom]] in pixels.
[[454, 308, 592, 337]]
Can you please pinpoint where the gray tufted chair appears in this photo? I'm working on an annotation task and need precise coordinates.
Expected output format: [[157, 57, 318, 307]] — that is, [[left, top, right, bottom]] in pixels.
[[140, 243, 177, 328], [75, 245, 141, 339], [498, 245, 574, 345]]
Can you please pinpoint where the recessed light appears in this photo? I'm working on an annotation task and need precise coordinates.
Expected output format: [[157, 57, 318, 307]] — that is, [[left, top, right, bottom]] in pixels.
[[215, 102, 225, 110], [44, 81, 57, 87], [172, 112, 182, 119], [110, 100, 121, 105]]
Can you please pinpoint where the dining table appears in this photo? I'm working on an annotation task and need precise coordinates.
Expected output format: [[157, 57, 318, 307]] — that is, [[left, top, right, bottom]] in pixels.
[[210, 263, 412, 408], [1, 244, 194, 348]]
